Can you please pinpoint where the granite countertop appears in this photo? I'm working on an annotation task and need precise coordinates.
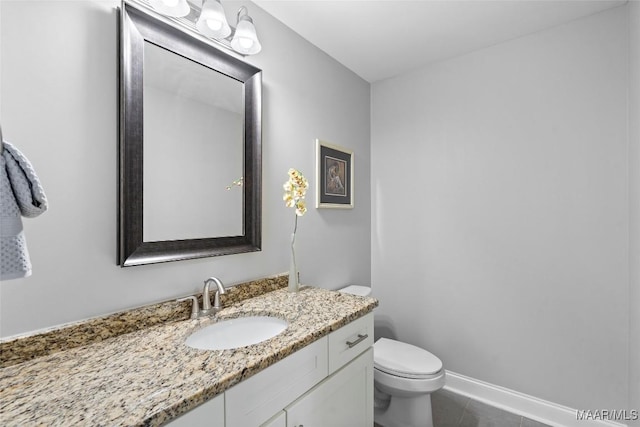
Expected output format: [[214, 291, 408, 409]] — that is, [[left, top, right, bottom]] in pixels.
[[0, 285, 377, 426]]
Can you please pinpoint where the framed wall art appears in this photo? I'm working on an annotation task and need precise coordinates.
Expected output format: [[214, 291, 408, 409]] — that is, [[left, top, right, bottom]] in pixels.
[[316, 139, 354, 209]]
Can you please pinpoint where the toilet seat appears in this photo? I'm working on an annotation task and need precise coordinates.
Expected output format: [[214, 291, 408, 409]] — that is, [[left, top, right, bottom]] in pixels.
[[374, 338, 443, 379]]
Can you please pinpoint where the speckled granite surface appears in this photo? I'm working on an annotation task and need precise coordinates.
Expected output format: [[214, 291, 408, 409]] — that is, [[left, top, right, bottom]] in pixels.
[[0, 274, 289, 368], [0, 285, 377, 426]]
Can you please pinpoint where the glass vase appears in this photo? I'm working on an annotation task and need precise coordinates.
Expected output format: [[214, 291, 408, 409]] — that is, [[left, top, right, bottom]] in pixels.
[[288, 231, 298, 292]]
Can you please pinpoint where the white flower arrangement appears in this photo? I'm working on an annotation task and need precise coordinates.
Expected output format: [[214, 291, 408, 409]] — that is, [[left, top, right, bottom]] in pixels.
[[283, 168, 308, 217], [283, 168, 308, 292]]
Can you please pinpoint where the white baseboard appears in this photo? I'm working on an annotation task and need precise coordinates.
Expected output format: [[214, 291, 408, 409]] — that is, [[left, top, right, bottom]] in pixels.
[[444, 370, 630, 427]]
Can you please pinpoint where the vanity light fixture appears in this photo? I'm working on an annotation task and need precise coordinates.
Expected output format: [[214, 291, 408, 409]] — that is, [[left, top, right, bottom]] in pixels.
[[145, 0, 262, 56], [149, 0, 190, 17]]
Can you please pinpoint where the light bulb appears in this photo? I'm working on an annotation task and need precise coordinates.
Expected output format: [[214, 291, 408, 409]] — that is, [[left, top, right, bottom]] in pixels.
[[206, 19, 223, 31], [239, 37, 253, 49]]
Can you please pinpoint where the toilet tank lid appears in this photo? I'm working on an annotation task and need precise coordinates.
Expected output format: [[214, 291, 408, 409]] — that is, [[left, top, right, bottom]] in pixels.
[[373, 338, 443, 378], [338, 285, 371, 296]]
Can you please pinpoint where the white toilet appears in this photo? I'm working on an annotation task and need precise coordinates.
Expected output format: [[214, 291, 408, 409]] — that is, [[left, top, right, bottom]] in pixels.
[[339, 285, 446, 427]]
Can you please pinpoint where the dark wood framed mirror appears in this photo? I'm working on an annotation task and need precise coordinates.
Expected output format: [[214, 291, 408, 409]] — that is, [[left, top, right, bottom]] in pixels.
[[119, 3, 262, 267]]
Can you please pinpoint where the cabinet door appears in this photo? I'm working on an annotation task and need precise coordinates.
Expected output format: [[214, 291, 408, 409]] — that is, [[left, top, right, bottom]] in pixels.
[[285, 348, 373, 427], [165, 393, 224, 427]]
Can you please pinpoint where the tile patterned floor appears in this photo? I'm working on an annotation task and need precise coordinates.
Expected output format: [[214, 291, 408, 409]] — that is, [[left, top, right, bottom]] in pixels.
[[374, 388, 553, 427]]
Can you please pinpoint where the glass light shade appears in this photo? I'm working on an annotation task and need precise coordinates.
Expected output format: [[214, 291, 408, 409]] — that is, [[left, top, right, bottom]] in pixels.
[[231, 16, 261, 55], [196, 0, 232, 39], [149, 0, 190, 17]]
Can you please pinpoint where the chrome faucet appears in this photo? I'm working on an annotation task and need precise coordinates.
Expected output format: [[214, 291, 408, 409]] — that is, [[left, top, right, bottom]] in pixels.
[[203, 277, 226, 315], [177, 277, 226, 319]]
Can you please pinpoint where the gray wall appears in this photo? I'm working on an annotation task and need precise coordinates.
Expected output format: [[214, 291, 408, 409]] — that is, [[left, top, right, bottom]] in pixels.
[[0, 0, 371, 338], [629, 1, 640, 424], [371, 5, 631, 412]]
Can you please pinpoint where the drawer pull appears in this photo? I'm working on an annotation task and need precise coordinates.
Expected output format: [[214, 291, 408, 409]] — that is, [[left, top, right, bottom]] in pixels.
[[346, 333, 368, 348]]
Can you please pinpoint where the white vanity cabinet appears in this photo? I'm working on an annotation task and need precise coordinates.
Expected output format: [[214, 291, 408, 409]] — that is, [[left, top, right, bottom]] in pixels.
[[228, 312, 374, 427], [285, 348, 373, 427], [166, 312, 374, 427], [283, 312, 374, 427]]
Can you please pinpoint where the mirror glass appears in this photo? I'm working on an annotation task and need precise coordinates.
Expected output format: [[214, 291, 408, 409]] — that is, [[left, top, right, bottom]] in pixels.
[[143, 42, 243, 241], [119, 4, 262, 267]]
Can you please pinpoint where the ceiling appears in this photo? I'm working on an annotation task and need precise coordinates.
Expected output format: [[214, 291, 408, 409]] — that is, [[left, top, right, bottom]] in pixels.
[[253, 0, 626, 83]]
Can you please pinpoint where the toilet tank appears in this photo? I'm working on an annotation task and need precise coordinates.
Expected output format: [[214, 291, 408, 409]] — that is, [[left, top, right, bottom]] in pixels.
[[338, 285, 372, 297]]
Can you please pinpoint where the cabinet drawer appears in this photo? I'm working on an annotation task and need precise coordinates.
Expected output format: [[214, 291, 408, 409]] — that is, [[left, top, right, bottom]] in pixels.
[[328, 313, 374, 374], [225, 336, 328, 427]]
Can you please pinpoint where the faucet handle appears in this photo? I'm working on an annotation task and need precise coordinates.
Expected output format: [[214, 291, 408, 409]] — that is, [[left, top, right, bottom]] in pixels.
[[177, 296, 199, 319]]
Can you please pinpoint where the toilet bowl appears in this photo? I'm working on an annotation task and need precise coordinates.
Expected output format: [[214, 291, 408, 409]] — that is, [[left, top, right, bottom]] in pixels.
[[338, 285, 446, 427]]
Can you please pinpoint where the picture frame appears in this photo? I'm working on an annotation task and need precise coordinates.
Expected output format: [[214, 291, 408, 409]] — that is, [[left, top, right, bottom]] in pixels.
[[316, 139, 354, 209]]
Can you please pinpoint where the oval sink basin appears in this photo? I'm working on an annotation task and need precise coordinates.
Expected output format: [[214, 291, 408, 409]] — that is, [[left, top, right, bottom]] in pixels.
[[185, 316, 288, 350]]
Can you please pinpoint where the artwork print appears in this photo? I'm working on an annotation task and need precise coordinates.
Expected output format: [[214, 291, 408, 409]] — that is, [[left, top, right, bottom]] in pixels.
[[324, 156, 347, 196], [316, 140, 353, 209]]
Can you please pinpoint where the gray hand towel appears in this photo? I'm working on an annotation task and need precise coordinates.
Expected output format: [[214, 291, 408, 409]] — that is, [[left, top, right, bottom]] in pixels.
[[1, 141, 48, 280]]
